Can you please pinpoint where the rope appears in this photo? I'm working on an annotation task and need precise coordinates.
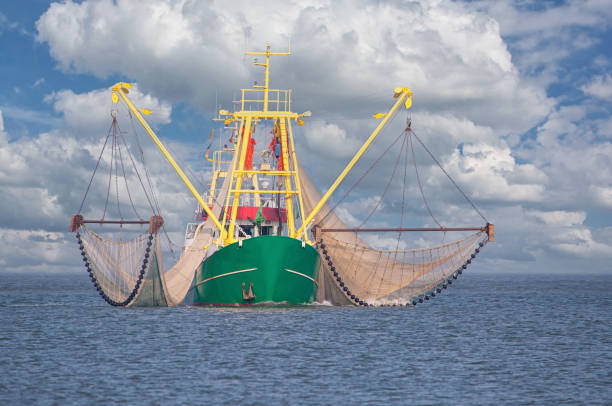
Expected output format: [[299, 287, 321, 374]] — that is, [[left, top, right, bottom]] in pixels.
[[78, 121, 114, 214], [358, 134, 407, 228], [116, 126, 142, 220], [411, 131, 488, 223], [410, 132, 442, 228], [319, 130, 406, 224]]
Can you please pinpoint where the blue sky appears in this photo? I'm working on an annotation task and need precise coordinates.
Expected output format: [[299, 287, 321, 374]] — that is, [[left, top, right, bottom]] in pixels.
[[1, 0, 611, 273]]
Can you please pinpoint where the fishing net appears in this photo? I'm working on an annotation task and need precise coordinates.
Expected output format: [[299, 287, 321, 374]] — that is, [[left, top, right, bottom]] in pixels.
[[77, 225, 167, 306], [299, 151, 490, 307]]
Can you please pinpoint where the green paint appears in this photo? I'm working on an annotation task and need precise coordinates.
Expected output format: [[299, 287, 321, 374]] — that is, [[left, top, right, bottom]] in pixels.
[[193, 236, 320, 305]]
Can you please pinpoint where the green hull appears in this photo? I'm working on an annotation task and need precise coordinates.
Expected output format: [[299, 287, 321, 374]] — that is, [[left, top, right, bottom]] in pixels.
[[193, 236, 320, 306]]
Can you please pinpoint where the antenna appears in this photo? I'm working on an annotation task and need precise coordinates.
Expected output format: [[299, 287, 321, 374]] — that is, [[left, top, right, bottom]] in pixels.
[[245, 43, 291, 112]]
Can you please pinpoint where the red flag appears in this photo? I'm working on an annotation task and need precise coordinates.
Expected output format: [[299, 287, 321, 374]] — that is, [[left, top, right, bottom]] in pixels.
[[205, 143, 211, 159], [208, 129, 215, 140]]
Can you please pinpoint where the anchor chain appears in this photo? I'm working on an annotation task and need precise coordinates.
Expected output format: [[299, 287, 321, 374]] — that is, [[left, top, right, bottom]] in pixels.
[[76, 231, 154, 307]]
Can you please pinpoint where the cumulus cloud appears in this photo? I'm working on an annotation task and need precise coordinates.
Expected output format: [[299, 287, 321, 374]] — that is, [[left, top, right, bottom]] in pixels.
[[443, 142, 547, 203], [581, 74, 612, 102], [45, 84, 172, 136], [0, 87, 201, 272], [0, 110, 8, 145], [1, 0, 606, 274], [35, 0, 551, 134]]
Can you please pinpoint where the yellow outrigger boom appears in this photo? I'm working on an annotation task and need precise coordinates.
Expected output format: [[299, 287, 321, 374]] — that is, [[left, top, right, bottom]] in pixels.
[[292, 87, 412, 239], [111, 82, 226, 238]]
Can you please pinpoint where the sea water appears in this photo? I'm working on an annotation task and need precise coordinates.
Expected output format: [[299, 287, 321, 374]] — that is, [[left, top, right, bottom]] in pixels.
[[0, 272, 610, 405]]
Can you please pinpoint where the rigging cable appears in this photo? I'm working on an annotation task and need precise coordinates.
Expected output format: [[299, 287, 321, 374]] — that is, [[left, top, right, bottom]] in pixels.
[[357, 133, 407, 228], [411, 131, 488, 223], [409, 131, 442, 228], [116, 125, 142, 220], [78, 120, 114, 214]]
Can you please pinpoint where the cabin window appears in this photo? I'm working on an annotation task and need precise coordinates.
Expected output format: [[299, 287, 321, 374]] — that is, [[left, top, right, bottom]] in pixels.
[[261, 226, 273, 236], [241, 225, 254, 237]]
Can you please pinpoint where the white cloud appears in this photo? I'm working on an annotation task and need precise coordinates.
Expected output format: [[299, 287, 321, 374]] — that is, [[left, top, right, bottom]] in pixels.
[[589, 185, 612, 209], [36, 0, 551, 134], [3, 0, 607, 274], [0, 110, 8, 145], [581, 74, 612, 102], [526, 210, 586, 227], [444, 142, 547, 203], [304, 122, 359, 159], [45, 84, 172, 136]]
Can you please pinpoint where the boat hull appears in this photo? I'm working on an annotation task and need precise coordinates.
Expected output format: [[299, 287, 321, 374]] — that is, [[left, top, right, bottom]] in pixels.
[[193, 236, 320, 306]]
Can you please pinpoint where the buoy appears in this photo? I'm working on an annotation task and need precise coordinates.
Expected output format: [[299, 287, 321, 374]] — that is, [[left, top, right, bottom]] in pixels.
[[340, 282, 345, 287], [333, 271, 338, 277], [343, 286, 348, 292], [331, 266, 336, 271], [320, 243, 326, 249]]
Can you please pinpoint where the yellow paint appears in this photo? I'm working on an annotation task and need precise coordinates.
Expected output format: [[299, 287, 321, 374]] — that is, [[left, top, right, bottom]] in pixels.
[[111, 82, 225, 237], [293, 87, 413, 239]]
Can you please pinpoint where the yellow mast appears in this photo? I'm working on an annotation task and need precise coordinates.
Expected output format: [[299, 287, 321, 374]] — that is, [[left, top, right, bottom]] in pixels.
[[219, 43, 309, 245]]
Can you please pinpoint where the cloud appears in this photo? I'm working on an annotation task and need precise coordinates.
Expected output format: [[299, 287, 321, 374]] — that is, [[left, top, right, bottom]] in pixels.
[[45, 84, 172, 136], [0, 88, 200, 273], [0, 110, 7, 145], [3, 0, 607, 275], [443, 142, 547, 203], [36, 0, 551, 134], [589, 185, 612, 210], [0, 104, 61, 127], [581, 74, 612, 102]]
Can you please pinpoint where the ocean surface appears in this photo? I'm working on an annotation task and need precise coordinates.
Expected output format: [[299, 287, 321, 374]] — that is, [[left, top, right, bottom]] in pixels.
[[0, 272, 610, 405]]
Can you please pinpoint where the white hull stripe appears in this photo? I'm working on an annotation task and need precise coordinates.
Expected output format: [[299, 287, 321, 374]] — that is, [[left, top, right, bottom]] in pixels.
[[195, 268, 258, 287], [284, 268, 319, 286]]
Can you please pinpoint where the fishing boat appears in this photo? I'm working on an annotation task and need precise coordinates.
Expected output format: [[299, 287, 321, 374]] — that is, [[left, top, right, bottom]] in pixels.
[[70, 44, 493, 307]]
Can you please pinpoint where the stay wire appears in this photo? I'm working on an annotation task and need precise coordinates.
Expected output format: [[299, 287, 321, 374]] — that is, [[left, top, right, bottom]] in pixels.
[[78, 120, 114, 214], [102, 124, 116, 221], [411, 131, 488, 223], [410, 132, 442, 228], [318, 108, 402, 223], [116, 122, 157, 217], [115, 124, 142, 220], [319, 129, 405, 224], [358, 133, 407, 228], [114, 126, 123, 220]]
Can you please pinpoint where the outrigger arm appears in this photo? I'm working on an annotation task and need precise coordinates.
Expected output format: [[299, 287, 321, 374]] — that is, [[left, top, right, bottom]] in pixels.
[[292, 87, 413, 239], [111, 82, 226, 238]]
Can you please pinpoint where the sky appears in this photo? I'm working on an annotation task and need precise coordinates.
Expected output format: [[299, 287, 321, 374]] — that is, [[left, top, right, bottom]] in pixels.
[[0, 0, 611, 274]]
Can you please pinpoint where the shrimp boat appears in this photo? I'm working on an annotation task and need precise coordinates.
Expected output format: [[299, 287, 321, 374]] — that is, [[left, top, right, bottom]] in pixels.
[[71, 44, 493, 307]]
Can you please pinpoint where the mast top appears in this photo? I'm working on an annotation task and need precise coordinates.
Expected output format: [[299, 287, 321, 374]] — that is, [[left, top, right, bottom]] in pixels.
[[222, 43, 297, 119]]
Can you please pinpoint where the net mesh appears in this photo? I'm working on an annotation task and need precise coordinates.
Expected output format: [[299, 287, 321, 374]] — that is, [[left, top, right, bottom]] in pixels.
[[79, 226, 165, 307], [299, 164, 488, 306]]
